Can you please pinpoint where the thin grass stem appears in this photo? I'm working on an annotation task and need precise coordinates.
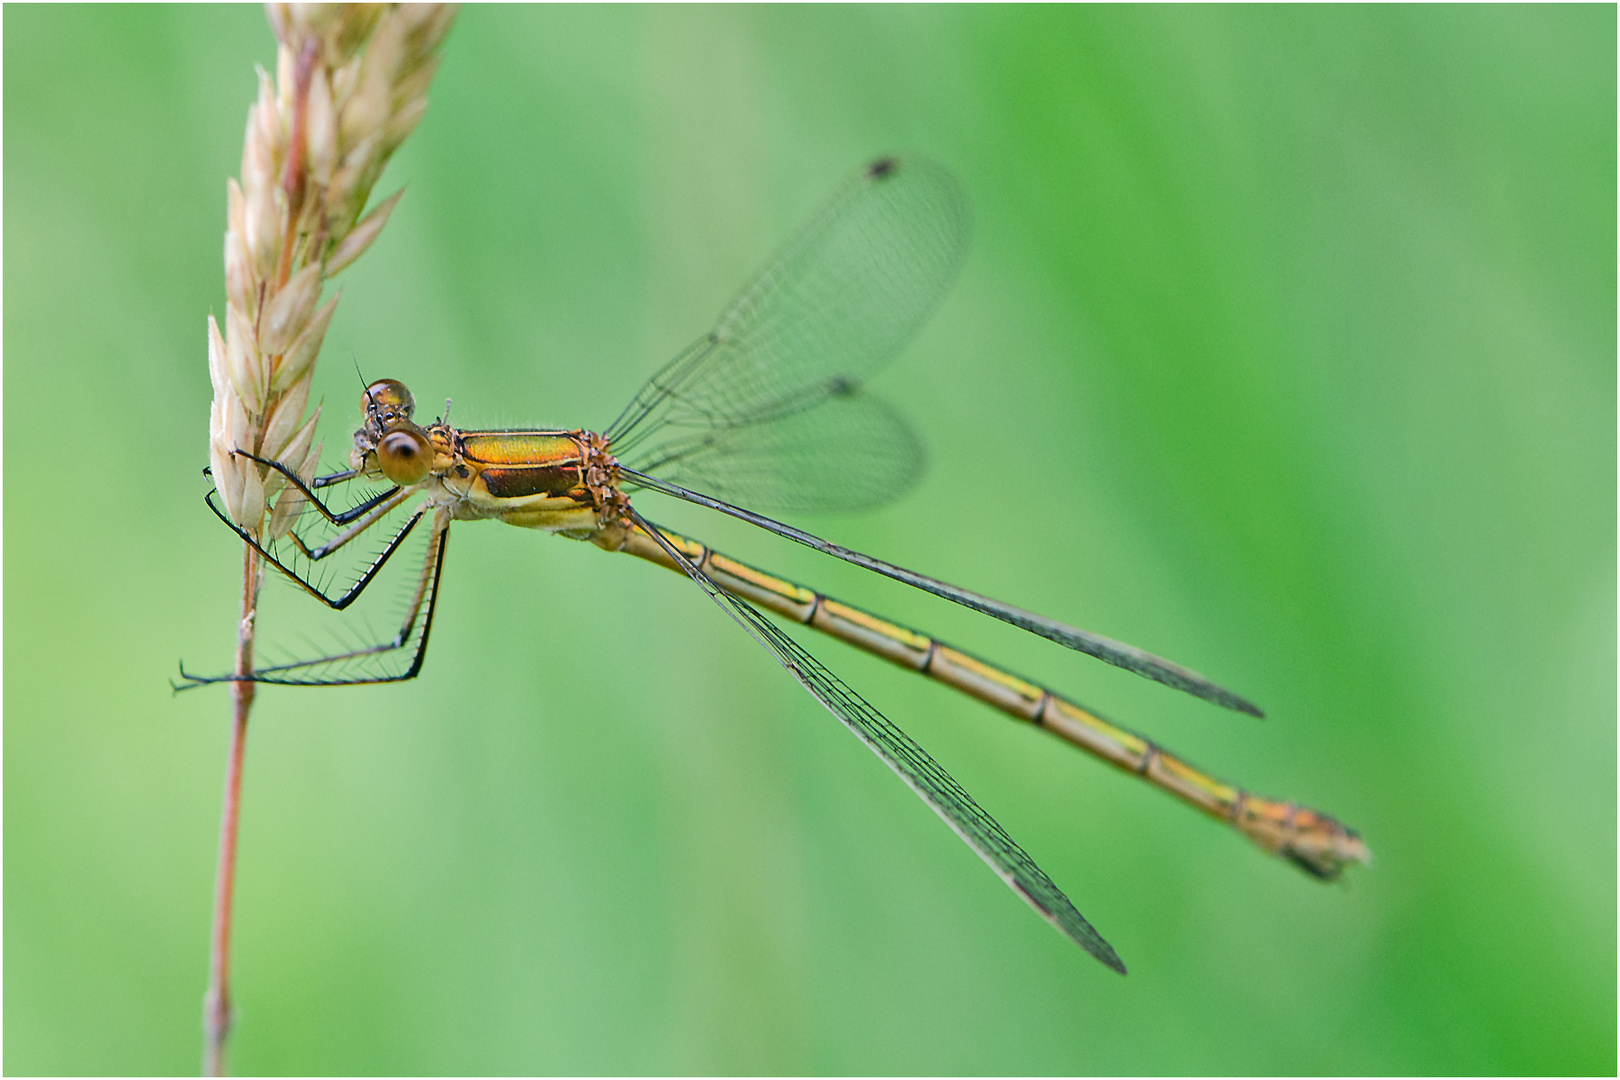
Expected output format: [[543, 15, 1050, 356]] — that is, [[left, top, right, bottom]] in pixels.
[[200, 6, 455, 1072]]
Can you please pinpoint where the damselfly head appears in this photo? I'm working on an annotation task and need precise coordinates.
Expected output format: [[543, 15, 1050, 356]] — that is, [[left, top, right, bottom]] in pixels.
[[352, 378, 432, 485], [362, 378, 416, 428]]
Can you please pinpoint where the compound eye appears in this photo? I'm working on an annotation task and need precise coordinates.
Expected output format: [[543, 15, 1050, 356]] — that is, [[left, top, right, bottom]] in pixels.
[[362, 379, 415, 423], [378, 427, 431, 486]]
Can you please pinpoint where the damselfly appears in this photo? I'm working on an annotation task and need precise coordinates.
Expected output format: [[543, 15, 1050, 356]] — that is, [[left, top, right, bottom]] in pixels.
[[184, 156, 1368, 972]]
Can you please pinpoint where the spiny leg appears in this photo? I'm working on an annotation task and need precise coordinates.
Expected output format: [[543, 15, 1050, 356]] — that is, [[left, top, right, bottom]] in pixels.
[[232, 449, 398, 527], [202, 484, 424, 610], [179, 509, 452, 688], [216, 448, 407, 570], [282, 485, 417, 563]]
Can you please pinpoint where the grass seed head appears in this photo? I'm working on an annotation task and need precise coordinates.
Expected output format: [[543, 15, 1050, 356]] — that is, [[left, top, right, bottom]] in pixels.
[[207, 3, 456, 531]]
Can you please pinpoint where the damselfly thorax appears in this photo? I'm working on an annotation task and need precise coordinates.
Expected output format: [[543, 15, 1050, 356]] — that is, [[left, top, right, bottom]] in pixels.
[[349, 377, 626, 535]]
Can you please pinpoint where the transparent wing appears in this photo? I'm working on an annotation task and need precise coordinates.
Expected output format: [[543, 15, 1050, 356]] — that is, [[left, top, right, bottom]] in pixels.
[[626, 387, 926, 514], [606, 156, 971, 451], [610, 157, 1262, 717], [622, 471, 1267, 717], [630, 511, 1126, 972]]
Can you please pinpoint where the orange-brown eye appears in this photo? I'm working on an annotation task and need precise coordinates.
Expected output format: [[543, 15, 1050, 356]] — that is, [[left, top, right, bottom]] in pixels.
[[378, 428, 431, 485], [362, 379, 415, 424]]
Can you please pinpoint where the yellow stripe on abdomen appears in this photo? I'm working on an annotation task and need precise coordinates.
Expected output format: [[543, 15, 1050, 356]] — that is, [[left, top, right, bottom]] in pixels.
[[610, 520, 1369, 878]]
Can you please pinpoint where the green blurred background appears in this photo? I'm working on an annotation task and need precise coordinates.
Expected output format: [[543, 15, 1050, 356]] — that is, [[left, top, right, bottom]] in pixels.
[[6, 5, 1614, 1074]]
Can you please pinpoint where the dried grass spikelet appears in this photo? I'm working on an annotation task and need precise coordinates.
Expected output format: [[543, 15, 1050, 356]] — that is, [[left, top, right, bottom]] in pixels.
[[208, 3, 456, 538]]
